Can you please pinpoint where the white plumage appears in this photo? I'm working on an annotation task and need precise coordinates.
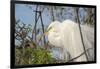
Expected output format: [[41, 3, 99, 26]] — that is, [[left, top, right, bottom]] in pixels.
[[46, 19, 94, 62]]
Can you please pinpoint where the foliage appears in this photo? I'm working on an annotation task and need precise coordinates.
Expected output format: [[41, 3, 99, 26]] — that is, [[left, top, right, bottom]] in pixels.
[[15, 47, 55, 65]]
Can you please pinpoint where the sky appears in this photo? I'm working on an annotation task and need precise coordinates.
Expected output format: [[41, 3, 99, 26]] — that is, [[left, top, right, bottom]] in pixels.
[[15, 4, 51, 29], [15, 4, 88, 29], [15, 4, 35, 27]]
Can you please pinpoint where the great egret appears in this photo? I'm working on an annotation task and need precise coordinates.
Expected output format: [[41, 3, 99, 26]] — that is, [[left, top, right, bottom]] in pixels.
[[45, 19, 94, 62]]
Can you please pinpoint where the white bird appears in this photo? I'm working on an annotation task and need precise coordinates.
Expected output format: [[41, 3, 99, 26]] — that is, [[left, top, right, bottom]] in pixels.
[[45, 19, 94, 62]]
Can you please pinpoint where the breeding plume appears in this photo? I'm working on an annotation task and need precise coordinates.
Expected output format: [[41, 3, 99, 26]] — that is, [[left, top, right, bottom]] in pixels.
[[45, 20, 94, 62]]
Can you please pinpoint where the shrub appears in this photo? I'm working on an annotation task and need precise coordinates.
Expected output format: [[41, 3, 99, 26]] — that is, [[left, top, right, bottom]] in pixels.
[[15, 47, 55, 65]]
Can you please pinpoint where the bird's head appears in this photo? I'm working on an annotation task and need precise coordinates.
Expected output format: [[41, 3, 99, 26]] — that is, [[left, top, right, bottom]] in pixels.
[[44, 21, 60, 36]]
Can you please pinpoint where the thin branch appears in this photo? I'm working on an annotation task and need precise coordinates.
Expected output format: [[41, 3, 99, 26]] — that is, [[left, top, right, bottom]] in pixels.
[[76, 8, 89, 61], [40, 12, 46, 46], [68, 48, 93, 61]]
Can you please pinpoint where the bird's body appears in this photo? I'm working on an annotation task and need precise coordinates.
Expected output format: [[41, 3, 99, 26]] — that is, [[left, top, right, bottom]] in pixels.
[[46, 19, 94, 62]]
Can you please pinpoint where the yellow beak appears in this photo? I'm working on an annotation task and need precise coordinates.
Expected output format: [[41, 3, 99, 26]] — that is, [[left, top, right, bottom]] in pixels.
[[44, 32, 48, 36], [37, 31, 48, 41]]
